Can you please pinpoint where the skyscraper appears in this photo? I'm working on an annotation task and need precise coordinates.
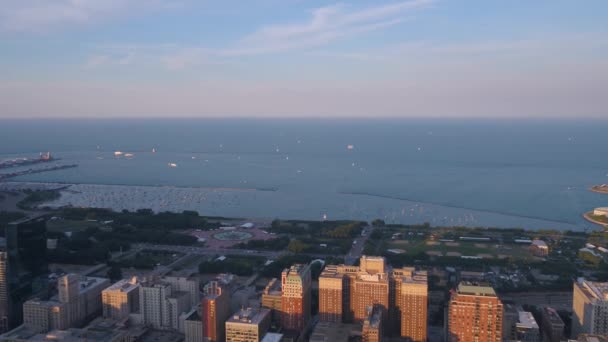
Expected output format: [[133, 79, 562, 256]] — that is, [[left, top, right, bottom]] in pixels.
[[102, 277, 140, 320], [58, 274, 80, 327], [202, 281, 230, 342], [0, 251, 9, 333], [318, 256, 427, 338], [280, 264, 311, 334], [573, 278, 608, 337], [5, 216, 48, 330], [396, 269, 428, 341], [448, 282, 503, 342]]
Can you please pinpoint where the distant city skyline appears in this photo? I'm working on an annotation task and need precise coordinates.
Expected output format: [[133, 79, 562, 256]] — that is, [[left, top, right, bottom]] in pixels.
[[0, 0, 607, 118]]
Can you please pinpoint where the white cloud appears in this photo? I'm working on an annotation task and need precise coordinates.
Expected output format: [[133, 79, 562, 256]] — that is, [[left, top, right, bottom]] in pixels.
[[0, 0, 179, 32], [234, 0, 433, 54]]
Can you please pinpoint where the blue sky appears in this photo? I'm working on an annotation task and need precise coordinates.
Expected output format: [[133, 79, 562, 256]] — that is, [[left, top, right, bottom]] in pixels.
[[0, 0, 607, 118]]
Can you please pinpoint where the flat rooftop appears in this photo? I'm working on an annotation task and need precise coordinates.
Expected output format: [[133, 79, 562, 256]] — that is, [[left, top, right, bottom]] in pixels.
[[103, 278, 139, 293], [578, 278, 608, 301], [227, 308, 270, 325], [517, 311, 539, 329], [457, 282, 497, 297], [310, 322, 361, 342]]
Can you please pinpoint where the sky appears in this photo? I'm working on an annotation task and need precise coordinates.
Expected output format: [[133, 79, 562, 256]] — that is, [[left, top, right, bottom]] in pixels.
[[0, 0, 607, 119]]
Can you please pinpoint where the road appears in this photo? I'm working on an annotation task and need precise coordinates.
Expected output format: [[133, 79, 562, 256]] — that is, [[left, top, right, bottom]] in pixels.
[[345, 225, 374, 265]]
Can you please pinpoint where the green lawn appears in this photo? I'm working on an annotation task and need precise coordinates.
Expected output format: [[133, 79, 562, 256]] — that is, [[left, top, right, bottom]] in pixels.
[[387, 239, 534, 260]]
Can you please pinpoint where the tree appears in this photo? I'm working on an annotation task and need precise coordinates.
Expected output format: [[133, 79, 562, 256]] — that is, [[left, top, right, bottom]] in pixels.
[[288, 240, 308, 254], [372, 219, 385, 227]]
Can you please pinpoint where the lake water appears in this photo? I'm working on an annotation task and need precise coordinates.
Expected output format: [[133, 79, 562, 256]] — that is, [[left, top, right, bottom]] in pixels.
[[1, 119, 607, 230]]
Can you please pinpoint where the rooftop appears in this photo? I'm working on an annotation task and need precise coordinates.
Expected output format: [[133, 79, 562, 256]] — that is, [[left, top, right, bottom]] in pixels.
[[577, 278, 608, 301], [310, 322, 361, 342], [261, 333, 284, 342], [542, 306, 565, 326], [457, 282, 497, 297], [532, 240, 548, 248], [103, 277, 139, 293], [78, 276, 109, 294], [517, 311, 539, 330], [227, 308, 270, 325]]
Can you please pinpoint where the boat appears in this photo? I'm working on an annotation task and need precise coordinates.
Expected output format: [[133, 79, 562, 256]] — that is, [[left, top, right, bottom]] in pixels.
[[124, 153, 134, 158], [152, 148, 156, 153], [114, 151, 123, 156], [168, 163, 177, 168], [347, 144, 354, 150]]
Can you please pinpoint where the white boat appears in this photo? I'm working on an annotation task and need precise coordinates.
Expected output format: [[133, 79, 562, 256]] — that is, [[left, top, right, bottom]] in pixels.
[[347, 144, 354, 150], [152, 148, 156, 153], [168, 163, 177, 168], [114, 151, 123, 156], [124, 153, 134, 158]]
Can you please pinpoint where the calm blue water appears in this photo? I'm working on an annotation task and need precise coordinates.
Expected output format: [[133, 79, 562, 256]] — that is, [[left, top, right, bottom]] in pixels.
[[1, 119, 607, 230]]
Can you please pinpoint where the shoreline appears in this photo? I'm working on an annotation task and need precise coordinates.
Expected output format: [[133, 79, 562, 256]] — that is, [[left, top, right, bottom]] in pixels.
[[583, 211, 608, 228], [590, 186, 608, 195], [0, 180, 277, 193]]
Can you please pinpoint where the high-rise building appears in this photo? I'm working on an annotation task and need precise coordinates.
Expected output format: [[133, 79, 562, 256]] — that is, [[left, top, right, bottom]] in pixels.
[[202, 281, 230, 342], [515, 310, 540, 342], [139, 280, 172, 329], [162, 276, 200, 309], [281, 264, 311, 334], [362, 305, 383, 342], [448, 282, 503, 342], [540, 306, 565, 342], [102, 277, 140, 320], [225, 307, 271, 342], [183, 308, 203, 342], [261, 278, 282, 324], [319, 256, 427, 338], [0, 251, 9, 334], [57, 274, 109, 328], [4, 217, 48, 330], [396, 269, 427, 342], [22, 299, 68, 333], [573, 278, 608, 336], [57, 274, 79, 327], [318, 271, 343, 323]]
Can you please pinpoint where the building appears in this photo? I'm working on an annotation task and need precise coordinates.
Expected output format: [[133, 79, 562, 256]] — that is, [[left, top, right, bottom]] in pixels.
[[573, 278, 608, 337], [593, 208, 608, 217], [225, 307, 271, 342], [362, 305, 383, 342], [394, 268, 427, 341], [22, 300, 68, 333], [261, 278, 282, 324], [310, 322, 361, 342], [101, 277, 140, 320], [202, 281, 230, 342], [448, 282, 503, 342], [183, 309, 203, 342], [0, 252, 9, 334], [261, 333, 283, 342], [530, 240, 549, 257], [539, 306, 564, 342], [502, 303, 519, 340], [76, 276, 110, 326], [137, 278, 190, 331], [139, 279, 172, 329], [162, 276, 200, 309], [57, 274, 79, 327], [515, 310, 540, 342], [5, 217, 48, 331], [281, 264, 311, 334], [318, 256, 427, 338]]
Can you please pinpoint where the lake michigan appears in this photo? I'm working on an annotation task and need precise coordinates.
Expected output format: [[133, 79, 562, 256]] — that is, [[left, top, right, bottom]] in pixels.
[[1, 118, 606, 231]]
